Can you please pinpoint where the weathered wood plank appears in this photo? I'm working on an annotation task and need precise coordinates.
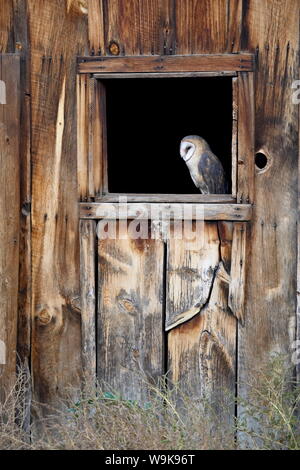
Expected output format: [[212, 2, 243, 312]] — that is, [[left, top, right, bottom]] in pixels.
[[77, 76, 106, 200], [80, 220, 96, 385], [93, 71, 237, 79], [29, 0, 88, 406], [167, 222, 236, 423], [238, 0, 299, 442], [87, 0, 105, 55], [228, 222, 247, 324], [96, 194, 236, 203], [88, 78, 103, 198], [13, 0, 32, 429], [77, 73, 89, 201], [231, 76, 238, 197], [80, 202, 252, 221], [97, 222, 164, 401], [237, 72, 255, 204], [0, 54, 20, 395], [166, 222, 222, 331], [0, 0, 15, 53], [78, 53, 255, 74], [103, 0, 165, 56], [175, 0, 229, 54]]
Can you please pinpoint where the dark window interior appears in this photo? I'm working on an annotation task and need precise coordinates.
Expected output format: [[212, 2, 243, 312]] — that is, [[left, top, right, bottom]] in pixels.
[[105, 77, 232, 194]]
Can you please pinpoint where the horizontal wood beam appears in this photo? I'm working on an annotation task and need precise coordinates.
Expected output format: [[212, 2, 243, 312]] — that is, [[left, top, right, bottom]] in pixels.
[[79, 202, 252, 221], [95, 194, 236, 203], [93, 71, 237, 79], [78, 54, 255, 74]]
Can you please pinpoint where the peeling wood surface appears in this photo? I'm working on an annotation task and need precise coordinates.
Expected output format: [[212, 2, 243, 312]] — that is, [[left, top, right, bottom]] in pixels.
[[78, 53, 255, 74], [80, 203, 252, 221], [0, 54, 20, 394], [166, 222, 222, 331], [97, 223, 164, 401], [168, 222, 236, 422]]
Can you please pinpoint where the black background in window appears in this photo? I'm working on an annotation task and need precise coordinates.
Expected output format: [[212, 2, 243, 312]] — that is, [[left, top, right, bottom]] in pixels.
[[105, 77, 232, 194]]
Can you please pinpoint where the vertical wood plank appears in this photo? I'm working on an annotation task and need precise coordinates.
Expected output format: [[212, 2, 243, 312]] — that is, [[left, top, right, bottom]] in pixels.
[[103, 0, 175, 56], [80, 220, 96, 385], [88, 78, 103, 198], [167, 222, 236, 423], [87, 0, 105, 55], [166, 222, 220, 331], [175, 0, 229, 54], [0, 54, 20, 395], [237, 72, 255, 204], [29, 0, 88, 406], [98, 223, 164, 401], [228, 222, 247, 324], [0, 0, 15, 53], [232, 76, 238, 197], [78, 77, 106, 200], [13, 0, 32, 371], [238, 0, 299, 441], [77, 73, 89, 201]]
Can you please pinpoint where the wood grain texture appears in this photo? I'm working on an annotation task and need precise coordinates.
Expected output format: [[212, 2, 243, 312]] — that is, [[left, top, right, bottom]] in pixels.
[[104, 0, 165, 56], [13, 0, 32, 428], [77, 73, 89, 200], [231, 76, 238, 197], [167, 222, 236, 422], [87, 0, 105, 55], [29, 0, 88, 406], [80, 220, 96, 385], [77, 77, 106, 200], [228, 222, 247, 324], [175, 0, 243, 54], [97, 223, 164, 401], [237, 72, 255, 204], [238, 0, 299, 438], [88, 78, 103, 198], [93, 71, 237, 79], [0, 0, 14, 53], [95, 194, 236, 203], [80, 202, 252, 221], [0, 54, 20, 395], [78, 53, 254, 74]]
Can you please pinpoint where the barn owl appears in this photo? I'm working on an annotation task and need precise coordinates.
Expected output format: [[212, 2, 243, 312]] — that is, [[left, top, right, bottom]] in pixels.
[[180, 135, 228, 194]]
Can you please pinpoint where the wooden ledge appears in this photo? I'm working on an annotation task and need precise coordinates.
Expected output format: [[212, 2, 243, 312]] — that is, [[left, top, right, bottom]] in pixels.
[[79, 202, 252, 221], [77, 53, 255, 74]]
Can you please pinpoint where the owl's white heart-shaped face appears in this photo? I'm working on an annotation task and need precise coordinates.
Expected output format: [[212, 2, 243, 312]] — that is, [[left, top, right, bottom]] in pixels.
[[180, 141, 195, 162]]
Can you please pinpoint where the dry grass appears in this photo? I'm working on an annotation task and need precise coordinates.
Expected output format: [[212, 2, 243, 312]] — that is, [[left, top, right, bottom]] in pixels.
[[0, 355, 299, 450]]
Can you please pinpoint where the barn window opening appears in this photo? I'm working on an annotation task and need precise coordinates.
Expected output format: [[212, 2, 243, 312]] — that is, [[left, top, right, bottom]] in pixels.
[[104, 77, 233, 194]]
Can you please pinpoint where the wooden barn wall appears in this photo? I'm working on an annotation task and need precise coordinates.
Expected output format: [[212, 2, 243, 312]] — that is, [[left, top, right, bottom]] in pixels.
[[0, 0, 298, 421]]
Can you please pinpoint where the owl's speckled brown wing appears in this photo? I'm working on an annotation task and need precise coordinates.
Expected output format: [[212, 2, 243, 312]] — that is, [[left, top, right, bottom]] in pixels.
[[198, 151, 228, 194]]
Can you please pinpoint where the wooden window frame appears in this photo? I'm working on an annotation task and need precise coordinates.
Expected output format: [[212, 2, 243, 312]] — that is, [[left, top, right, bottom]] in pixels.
[[77, 54, 254, 221]]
